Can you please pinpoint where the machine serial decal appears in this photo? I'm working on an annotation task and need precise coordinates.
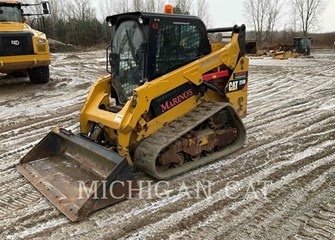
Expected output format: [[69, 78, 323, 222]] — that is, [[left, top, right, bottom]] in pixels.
[[233, 71, 248, 79], [150, 83, 198, 116], [114, 114, 123, 123]]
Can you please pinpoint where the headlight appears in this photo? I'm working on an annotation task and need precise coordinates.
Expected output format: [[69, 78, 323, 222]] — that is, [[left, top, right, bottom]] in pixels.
[[38, 39, 46, 44], [138, 17, 143, 24]]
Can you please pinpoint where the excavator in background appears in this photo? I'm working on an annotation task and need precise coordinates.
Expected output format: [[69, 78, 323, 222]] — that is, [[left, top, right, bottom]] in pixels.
[[0, 0, 51, 83], [17, 7, 249, 221]]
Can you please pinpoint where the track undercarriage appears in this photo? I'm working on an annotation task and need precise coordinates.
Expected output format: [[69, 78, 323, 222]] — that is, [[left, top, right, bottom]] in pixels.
[[135, 101, 246, 179]]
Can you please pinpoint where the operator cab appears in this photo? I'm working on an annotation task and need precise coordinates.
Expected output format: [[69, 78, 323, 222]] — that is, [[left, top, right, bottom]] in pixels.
[[0, 3, 23, 22], [106, 12, 211, 105], [293, 37, 312, 56]]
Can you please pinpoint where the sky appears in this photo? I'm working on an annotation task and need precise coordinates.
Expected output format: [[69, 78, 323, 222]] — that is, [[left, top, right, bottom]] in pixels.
[[208, 0, 335, 33], [92, 0, 335, 33]]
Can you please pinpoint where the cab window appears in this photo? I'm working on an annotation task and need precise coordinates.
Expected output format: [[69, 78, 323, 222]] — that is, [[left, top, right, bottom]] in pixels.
[[155, 24, 203, 77], [0, 5, 23, 23]]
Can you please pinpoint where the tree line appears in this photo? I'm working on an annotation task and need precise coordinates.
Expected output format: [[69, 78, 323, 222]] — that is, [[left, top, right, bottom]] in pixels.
[[244, 0, 328, 46], [29, 0, 330, 48], [30, 0, 211, 48]]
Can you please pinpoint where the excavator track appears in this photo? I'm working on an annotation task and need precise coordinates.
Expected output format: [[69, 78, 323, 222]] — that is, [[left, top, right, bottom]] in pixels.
[[135, 101, 246, 179]]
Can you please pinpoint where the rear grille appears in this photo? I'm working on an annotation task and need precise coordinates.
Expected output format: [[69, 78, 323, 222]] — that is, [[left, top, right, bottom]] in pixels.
[[0, 31, 34, 56]]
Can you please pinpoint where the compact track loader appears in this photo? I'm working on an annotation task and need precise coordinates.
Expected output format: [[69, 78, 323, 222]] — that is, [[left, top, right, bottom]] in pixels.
[[17, 11, 249, 221]]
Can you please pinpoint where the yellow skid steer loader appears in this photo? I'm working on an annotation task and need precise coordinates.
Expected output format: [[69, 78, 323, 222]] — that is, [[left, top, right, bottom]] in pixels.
[[17, 11, 249, 221]]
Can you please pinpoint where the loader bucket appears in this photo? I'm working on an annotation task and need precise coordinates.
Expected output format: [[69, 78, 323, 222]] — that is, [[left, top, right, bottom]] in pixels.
[[17, 128, 136, 222]]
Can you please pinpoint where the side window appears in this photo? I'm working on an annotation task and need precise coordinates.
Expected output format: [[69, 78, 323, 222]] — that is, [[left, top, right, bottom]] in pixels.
[[155, 24, 202, 77], [0, 5, 23, 22]]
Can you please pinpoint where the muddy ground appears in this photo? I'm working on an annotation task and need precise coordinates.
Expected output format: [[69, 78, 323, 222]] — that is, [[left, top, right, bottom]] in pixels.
[[0, 50, 334, 239]]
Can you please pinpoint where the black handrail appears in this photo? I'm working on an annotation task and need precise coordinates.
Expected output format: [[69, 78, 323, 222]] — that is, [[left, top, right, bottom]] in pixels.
[[207, 25, 245, 34]]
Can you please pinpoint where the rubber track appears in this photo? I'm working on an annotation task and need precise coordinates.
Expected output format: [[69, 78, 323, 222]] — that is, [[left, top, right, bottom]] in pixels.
[[135, 101, 246, 179]]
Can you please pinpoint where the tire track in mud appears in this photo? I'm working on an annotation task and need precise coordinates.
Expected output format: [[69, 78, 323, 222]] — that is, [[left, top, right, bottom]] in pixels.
[[115, 56, 335, 239], [0, 201, 65, 239], [292, 201, 335, 240], [0, 120, 80, 172], [17, 104, 334, 239], [0, 120, 80, 225], [0, 184, 42, 216], [0, 52, 101, 237], [219, 162, 335, 239], [167, 164, 335, 240], [122, 148, 335, 240], [0, 51, 103, 134], [0, 103, 81, 135], [0, 50, 106, 238], [11, 113, 334, 236], [0, 111, 79, 152], [1, 50, 335, 239]]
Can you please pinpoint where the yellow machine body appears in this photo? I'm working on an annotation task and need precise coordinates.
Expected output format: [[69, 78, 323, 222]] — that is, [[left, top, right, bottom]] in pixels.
[[18, 12, 249, 221], [0, 0, 50, 83], [80, 26, 248, 164], [0, 22, 50, 72]]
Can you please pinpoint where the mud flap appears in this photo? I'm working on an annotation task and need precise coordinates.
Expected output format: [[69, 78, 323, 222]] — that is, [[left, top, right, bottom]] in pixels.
[[17, 128, 136, 222]]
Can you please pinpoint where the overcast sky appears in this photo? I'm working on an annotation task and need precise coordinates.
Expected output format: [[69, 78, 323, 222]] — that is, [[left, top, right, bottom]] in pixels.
[[208, 0, 335, 33], [92, 0, 335, 33]]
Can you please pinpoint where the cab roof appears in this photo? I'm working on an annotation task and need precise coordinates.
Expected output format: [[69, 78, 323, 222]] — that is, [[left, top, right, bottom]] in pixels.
[[106, 12, 202, 26]]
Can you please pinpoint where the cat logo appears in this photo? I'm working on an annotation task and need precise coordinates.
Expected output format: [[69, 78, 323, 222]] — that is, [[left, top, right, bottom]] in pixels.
[[11, 40, 20, 46], [228, 81, 238, 91]]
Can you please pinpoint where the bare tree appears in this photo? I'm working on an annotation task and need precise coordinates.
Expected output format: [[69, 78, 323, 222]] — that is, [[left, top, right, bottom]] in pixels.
[[66, 0, 96, 21], [145, 0, 164, 12], [145, 0, 155, 12], [244, 0, 268, 43], [117, 0, 130, 13], [292, 0, 327, 36], [99, 0, 130, 19], [46, 1, 63, 37], [290, 7, 299, 32], [265, 0, 282, 43], [99, 0, 112, 19], [132, 0, 143, 11], [193, 0, 211, 26], [173, 0, 192, 14]]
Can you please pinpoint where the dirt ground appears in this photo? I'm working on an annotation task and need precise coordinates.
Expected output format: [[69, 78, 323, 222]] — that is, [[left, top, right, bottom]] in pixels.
[[0, 49, 334, 239]]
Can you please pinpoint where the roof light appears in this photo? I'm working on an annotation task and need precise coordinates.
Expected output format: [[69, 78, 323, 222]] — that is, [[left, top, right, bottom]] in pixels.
[[164, 4, 173, 14]]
